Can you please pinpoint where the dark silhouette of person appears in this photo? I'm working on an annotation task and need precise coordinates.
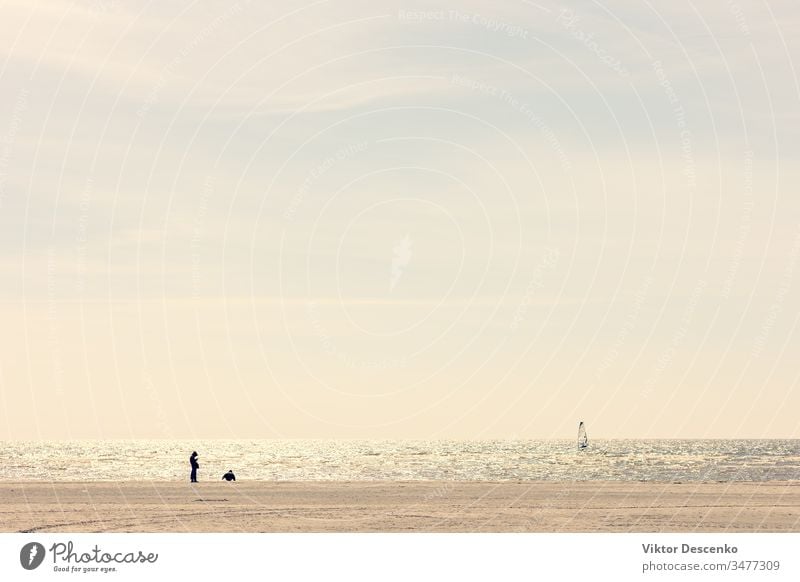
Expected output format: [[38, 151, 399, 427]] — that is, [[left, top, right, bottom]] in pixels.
[[222, 470, 236, 482], [189, 451, 199, 483]]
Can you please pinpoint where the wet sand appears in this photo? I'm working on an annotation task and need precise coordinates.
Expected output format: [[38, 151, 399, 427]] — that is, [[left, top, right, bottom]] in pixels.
[[2, 481, 799, 533]]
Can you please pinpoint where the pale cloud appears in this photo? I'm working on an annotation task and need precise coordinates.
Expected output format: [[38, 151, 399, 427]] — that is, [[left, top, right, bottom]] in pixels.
[[1, 0, 798, 438]]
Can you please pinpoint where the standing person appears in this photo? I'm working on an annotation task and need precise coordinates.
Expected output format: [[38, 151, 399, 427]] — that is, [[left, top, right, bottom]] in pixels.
[[189, 451, 199, 483]]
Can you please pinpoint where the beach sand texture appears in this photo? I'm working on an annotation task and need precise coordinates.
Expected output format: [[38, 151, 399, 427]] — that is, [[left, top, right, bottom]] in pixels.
[[2, 481, 799, 533]]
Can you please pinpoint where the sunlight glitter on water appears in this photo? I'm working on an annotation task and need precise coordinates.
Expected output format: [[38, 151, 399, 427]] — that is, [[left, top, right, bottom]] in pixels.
[[1, 440, 798, 482]]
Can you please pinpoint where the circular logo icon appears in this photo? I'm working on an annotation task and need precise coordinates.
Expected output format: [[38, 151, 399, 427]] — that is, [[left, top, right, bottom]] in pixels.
[[20, 542, 46, 570]]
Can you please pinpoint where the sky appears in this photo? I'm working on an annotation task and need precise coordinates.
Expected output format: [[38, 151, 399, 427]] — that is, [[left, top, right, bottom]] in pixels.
[[0, 0, 799, 439]]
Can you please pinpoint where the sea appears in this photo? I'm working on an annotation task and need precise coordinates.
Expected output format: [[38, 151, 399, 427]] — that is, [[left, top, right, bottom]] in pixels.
[[1, 440, 798, 482]]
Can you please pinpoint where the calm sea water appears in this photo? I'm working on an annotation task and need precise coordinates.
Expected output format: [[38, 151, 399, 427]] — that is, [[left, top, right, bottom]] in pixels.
[[1, 440, 798, 482]]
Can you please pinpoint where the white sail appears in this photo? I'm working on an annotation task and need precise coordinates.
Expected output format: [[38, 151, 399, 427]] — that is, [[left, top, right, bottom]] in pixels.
[[577, 421, 588, 449]]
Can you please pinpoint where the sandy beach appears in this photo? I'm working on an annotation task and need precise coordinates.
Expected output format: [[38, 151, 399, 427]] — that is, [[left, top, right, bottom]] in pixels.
[[2, 481, 799, 533]]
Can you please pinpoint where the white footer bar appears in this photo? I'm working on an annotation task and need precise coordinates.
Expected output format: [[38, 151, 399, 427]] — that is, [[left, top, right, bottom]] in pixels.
[[2, 533, 798, 581]]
